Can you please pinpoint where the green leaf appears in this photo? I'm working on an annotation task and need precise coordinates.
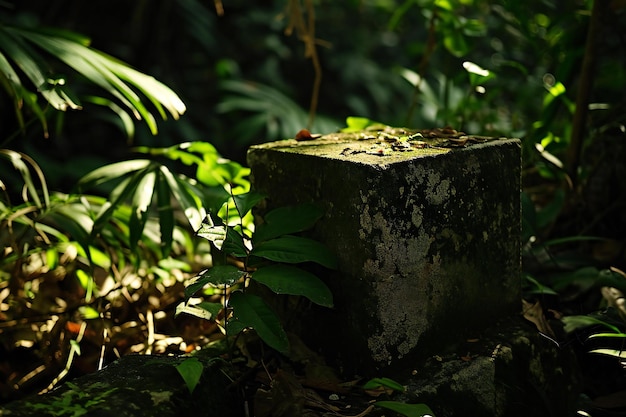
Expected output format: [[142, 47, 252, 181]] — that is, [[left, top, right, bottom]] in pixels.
[[251, 236, 338, 269], [588, 333, 626, 340], [589, 349, 626, 359], [0, 149, 47, 208], [562, 315, 621, 334], [462, 61, 495, 87], [129, 171, 156, 251], [232, 191, 266, 217], [175, 358, 203, 394], [341, 116, 386, 132], [78, 159, 152, 189], [252, 264, 333, 307], [175, 302, 222, 320], [223, 227, 249, 258], [184, 266, 245, 299], [254, 203, 324, 243], [156, 171, 174, 257], [197, 215, 227, 249], [228, 291, 289, 354], [443, 30, 469, 57], [363, 377, 406, 392], [160, 166, 204, 231], [375, 401, 435, 417], [523, 274, 558, 296]]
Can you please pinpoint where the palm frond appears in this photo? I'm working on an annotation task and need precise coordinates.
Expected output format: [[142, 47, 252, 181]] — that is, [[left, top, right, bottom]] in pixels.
[[0, 24, 186, 137]]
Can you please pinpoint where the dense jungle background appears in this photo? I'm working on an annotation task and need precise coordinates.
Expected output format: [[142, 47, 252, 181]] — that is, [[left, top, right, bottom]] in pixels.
[[2, 0, 626, 416]]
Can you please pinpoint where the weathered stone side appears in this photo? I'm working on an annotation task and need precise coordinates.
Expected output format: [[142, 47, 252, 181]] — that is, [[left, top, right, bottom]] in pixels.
[[247, 135, 521, 374]]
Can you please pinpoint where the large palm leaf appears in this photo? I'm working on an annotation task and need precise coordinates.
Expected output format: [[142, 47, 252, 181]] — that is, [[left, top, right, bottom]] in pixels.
[[0, 25, 186, 137]]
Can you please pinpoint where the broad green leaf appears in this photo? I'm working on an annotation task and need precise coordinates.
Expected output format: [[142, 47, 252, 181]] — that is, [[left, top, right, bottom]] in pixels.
[[233, 191, 266, 217], [254, 203, 324, 243], [228, 291, 289, 354], [176, 358, 203, 394], [375, 401, 435, 417], [251, 235, 338, 269], [184, 266, 245, 299], [252, 264, 333, 307], [223, 227, 249, 258]]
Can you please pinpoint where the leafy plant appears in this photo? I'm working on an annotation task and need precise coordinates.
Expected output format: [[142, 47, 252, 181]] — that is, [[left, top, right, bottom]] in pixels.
[[177, 191, 337, 355], [0, 22, 185, 141], [76, 141, 249, 260]]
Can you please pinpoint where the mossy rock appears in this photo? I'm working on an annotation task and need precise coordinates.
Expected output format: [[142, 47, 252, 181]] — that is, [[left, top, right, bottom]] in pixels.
[[0, 354, 243, 417]]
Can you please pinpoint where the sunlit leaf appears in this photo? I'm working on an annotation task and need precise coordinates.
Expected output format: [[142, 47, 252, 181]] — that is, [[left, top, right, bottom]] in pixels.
[[462, 61, 494, 87], [175, 302, 219, 320], [78, 159, 152, 190], [589, 349, 626, 359], [588, 333, 626, 340], [197, 215, 227, 249], [252, 264, 333, 307], [79, 306, 100, 320]]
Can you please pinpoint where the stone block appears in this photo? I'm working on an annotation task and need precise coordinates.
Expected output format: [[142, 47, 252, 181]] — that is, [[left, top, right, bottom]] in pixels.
[[247, 131, 521, 374]]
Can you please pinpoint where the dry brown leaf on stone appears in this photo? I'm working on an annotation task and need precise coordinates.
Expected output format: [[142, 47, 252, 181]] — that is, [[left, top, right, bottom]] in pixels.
[[522, 299, 557, 339]]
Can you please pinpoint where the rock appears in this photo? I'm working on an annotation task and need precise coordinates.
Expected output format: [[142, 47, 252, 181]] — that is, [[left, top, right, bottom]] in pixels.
[[0, 354, 243, 417], [399, 317, 583, 417]]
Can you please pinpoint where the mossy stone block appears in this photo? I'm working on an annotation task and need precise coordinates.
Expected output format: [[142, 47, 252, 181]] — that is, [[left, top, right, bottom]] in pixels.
[[247, 132, 521, 374]]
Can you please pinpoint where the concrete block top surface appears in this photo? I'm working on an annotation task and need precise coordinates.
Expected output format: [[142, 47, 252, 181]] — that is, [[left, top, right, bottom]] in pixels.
[[248, 127, 518, 166]]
